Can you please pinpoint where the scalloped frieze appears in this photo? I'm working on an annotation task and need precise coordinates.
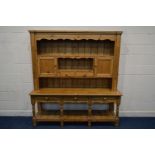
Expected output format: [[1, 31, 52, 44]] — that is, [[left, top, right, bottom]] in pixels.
[[35, 33, 116, 41]]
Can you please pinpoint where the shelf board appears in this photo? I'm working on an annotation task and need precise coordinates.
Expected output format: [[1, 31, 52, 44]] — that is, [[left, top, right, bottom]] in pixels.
[[38, 54, 114, 59], [30, 88, 122, 96], [39, 75, 112, 78], [35, 114, 60, 122], [63, 115, 88, 122], [58, 69, 93, 71], [91, 115, 116, 122], [35, 113, 116, 122]]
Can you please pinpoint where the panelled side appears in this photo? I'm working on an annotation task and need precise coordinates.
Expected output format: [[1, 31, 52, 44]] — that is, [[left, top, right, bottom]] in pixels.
[[112, 34, 121, 90], [30, 32, 39, 89]]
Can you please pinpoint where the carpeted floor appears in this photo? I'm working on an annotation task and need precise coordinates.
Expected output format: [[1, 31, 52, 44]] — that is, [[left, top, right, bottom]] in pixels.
[[0, 117, 155, 129]]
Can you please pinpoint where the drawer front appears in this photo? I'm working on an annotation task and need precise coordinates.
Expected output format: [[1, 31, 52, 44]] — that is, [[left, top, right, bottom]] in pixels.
[[91, 96, 118, 103], [33, 96, 59, 102], [32, 95, 119, 104], [63, 96, 89, 102]]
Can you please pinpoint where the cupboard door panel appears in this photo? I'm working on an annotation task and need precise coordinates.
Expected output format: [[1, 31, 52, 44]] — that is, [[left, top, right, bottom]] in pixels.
[[96, 58, 113, 77], [39, 57, 56, 76]]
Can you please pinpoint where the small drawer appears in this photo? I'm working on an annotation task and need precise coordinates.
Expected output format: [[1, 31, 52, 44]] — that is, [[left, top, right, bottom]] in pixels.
[[91, 96, 117, 103], [34, 96, 59, 102], [63, 96, 89, 102]]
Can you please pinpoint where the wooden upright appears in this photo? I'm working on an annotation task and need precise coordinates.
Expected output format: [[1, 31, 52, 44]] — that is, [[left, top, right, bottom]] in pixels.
[[29, 30, 122, 127]]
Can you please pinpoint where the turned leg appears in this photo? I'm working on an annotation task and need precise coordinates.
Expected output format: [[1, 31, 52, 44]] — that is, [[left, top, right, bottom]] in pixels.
[[60, 121, 64, 128], [109, 104, 114, 113], [114, 98, 120, 127], [88, 98, 92, 127], [32, 117, 37, 127], [31, 97, 37, 127], [60, 99, 64, 128], [88, 121, 91, 127], [37, 102, 43, 115], [115, 118, 120, 127]]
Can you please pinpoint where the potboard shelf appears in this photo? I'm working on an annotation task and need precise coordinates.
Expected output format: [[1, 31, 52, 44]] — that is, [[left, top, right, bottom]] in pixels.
[[35, 111, 116, 123]]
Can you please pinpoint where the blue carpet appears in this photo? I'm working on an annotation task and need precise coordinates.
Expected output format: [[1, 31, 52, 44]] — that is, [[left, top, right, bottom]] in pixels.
[[0, 117, 155, 129]]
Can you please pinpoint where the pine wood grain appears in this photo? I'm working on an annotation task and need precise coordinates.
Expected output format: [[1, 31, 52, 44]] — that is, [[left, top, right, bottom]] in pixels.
[[29, 30, 122, 127]]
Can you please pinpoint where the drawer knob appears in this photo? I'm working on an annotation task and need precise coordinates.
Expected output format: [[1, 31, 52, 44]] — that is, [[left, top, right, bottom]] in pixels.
[[45, 97, 49, 100], [74, 97, 78, 100], [103, 97, 107, 100]]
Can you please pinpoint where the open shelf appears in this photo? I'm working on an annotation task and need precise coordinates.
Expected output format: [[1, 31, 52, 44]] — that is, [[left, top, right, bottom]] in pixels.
[[37, 39, 114, 56], [39, 78, 112, 89], [35, 111, 115, 122], [58, 58, 93, 70]]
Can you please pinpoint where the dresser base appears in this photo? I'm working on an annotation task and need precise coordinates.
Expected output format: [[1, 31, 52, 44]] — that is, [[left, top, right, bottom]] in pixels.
[[30, 89, 121, 127]]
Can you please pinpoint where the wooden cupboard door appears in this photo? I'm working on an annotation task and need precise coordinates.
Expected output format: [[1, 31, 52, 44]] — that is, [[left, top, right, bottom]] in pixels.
[[95, 58, 113, 77], [39, 57, 56, 76]]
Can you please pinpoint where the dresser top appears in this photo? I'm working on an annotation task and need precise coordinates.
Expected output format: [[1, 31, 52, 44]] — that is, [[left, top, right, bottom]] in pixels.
[[29, 30, 122, 35], [30, 88, 122, 96]]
